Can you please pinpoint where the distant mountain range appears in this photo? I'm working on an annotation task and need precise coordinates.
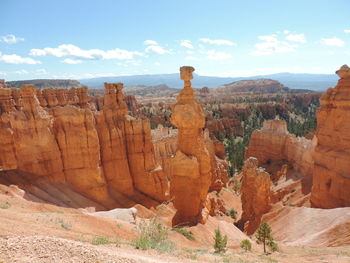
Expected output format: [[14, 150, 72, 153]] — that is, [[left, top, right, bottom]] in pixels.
[[7, 79, 81, 89], [79, 72, 338, 91]]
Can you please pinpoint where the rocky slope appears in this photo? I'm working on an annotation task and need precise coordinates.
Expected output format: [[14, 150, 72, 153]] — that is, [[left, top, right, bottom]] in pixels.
[[311, 65, 350, 208], [263, 205, 350, 247]]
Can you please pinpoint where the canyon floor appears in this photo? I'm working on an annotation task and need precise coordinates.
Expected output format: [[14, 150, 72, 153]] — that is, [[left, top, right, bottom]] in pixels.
[[1, 186, 349, 263]]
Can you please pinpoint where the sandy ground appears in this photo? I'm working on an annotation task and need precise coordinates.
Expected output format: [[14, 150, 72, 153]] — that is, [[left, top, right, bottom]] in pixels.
[[0, 185, 350, 263], [1, 235, 350, 263]]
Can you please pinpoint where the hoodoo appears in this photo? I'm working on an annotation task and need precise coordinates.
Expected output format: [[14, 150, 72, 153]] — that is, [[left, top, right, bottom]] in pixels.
[[0, 82, 169, 209], [311, 65, 350, 208], [170, 66, 213, 226], [238, 157, 273, 235]]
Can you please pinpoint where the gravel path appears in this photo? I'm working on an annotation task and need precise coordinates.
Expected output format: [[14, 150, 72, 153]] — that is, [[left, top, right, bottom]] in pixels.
[[0, 235, 176, 263]]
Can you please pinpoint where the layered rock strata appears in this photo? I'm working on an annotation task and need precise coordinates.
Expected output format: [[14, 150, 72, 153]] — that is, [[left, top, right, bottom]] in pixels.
[[311, 65, 350, 208], [245, 119, 315, 178], [0, 82, 169, 209], [206, 118, 244, 138]]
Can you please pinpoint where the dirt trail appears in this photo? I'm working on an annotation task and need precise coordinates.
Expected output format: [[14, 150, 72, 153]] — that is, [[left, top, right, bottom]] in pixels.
[[0, 235, 195, 263]]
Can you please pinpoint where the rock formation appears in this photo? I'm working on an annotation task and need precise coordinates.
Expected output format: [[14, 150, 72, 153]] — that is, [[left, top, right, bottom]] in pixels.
[[0, 79, 11, 89], [214, 79, 290, 94], [125, 95, 139, 113], [170, 66, 221, 226], [0, 82, 169, 209], [311, 65, 350, 208], [199, 86, 210, 94], [152, 125, 178, 178], [245, 119, 315, 178], [206, 118, 244, 138], [238, 157, 273, 235]]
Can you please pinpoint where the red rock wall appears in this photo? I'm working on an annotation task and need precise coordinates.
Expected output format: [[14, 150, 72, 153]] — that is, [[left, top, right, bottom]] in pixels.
[[311, 65, 350, 208], [245, 119, 314, 177], [206, 118, 244, 138], [0, 83, 169, 209]]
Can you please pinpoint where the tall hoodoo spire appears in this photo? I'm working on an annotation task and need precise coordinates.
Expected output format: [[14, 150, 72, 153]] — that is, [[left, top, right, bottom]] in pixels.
[[170, 66, 212, 226]]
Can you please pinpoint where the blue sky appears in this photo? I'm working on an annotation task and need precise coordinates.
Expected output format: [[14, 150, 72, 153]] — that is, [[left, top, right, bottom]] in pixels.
[[0, 0, 349, 80]]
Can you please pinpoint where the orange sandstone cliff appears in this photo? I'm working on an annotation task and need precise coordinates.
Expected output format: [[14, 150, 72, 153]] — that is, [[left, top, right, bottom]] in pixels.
[[245, 119, 315, 178], [0, 83, 169, 209], [311, 65, 350, 208], [240, 119, 316, 234]]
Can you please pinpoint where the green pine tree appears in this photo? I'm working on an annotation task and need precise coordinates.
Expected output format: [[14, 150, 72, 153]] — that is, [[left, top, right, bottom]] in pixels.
[[213, 228, 228, 253], [255, 222, 274, 254]]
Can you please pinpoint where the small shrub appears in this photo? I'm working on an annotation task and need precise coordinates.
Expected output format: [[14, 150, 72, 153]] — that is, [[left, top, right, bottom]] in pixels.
[[222, 256, 234, 263], [91, 236, 110, 245], [172, 227, 195, 241], [55, 218, 72, 230], [232, 181, 241, 194], [213, 228, 227, 253], [134, 218, 175, 252], [240, 239, 252, 251], [227, 209, 237, 220], [269, 241, 279, 252], [0, 201, 11, 209]]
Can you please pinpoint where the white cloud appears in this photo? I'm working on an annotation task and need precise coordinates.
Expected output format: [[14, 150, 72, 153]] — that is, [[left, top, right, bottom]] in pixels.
[[154, 62, 161, 66], [145, 45, 170, 55], [36, 69, 47, 74], [285, 33, 306, 43], [15, 70, 29, 75], [283, 30, 290, 34], [0, 71, 6, 76], [206, 50, 232, 60], [144, 40, 158, 45], [62, 58, 82, 64], [321, 37, 345, 47], [0, 34, 24, 44], [180, 40, 193, 49], [250, 34, 298, 56], [143, 40, 170, 55], [0, 52, 41, 64], [344, 29, 350, 33], [199, 38, 236, 46], [29, 44, 143, 60], [186, 50, 194, 54]]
